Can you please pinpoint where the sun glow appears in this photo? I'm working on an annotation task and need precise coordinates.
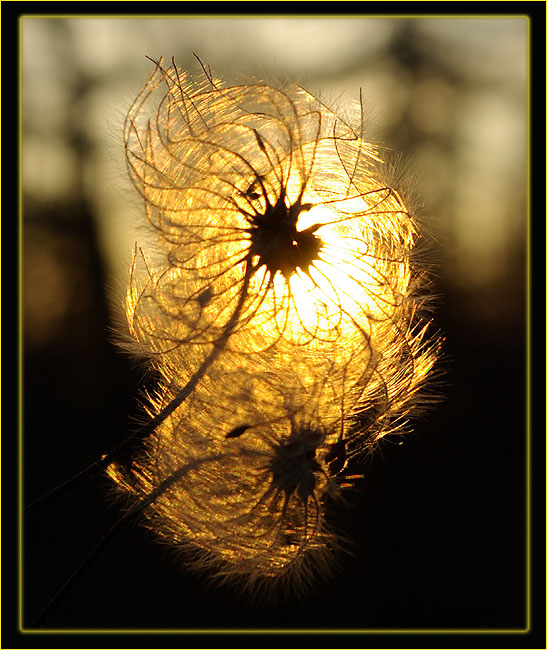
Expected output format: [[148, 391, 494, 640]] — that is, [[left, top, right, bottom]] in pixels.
[[240, 165, 414, 363]]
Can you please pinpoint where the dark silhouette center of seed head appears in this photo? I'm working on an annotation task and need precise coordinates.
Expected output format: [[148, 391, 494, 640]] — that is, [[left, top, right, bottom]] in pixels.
[[269, 436, 322, 501], [249, 191, 323, 280]]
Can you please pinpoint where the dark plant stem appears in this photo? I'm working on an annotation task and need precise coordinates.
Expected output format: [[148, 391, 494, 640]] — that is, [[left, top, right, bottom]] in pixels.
[[29, 456, 223, 627], [25, 262, 253, 515]]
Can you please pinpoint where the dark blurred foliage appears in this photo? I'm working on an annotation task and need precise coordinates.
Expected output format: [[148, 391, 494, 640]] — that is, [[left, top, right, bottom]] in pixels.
[[19, 15, 535, 641]]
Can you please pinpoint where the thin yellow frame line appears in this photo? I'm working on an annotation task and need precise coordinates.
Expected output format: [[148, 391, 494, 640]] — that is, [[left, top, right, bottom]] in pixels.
[[23, 627, 532, 635], [18, 15, 24, 634], [525, 14, 532, 634], [17, 13, 532, 636], [18, 13, 532, 19]]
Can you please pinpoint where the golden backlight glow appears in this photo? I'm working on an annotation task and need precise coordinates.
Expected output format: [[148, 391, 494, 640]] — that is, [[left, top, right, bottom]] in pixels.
[[111, 57, 439, 590]]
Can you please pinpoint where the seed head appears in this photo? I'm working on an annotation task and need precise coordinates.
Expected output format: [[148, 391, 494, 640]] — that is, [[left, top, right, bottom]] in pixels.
[[123, 57, 419, 378], [108, 359, 352, 592]]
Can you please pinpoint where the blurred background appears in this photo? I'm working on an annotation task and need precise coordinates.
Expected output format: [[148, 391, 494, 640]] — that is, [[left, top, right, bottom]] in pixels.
[[22, 16, 527, 632]]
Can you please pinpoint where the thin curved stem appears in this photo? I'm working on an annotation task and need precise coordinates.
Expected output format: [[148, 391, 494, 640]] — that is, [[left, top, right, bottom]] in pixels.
[[28, 455, 223, 628], [25, 262, 253, 515]]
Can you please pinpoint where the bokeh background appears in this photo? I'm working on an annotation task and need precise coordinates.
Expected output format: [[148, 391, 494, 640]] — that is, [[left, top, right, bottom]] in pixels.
[[22, 16, 528, 632]]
